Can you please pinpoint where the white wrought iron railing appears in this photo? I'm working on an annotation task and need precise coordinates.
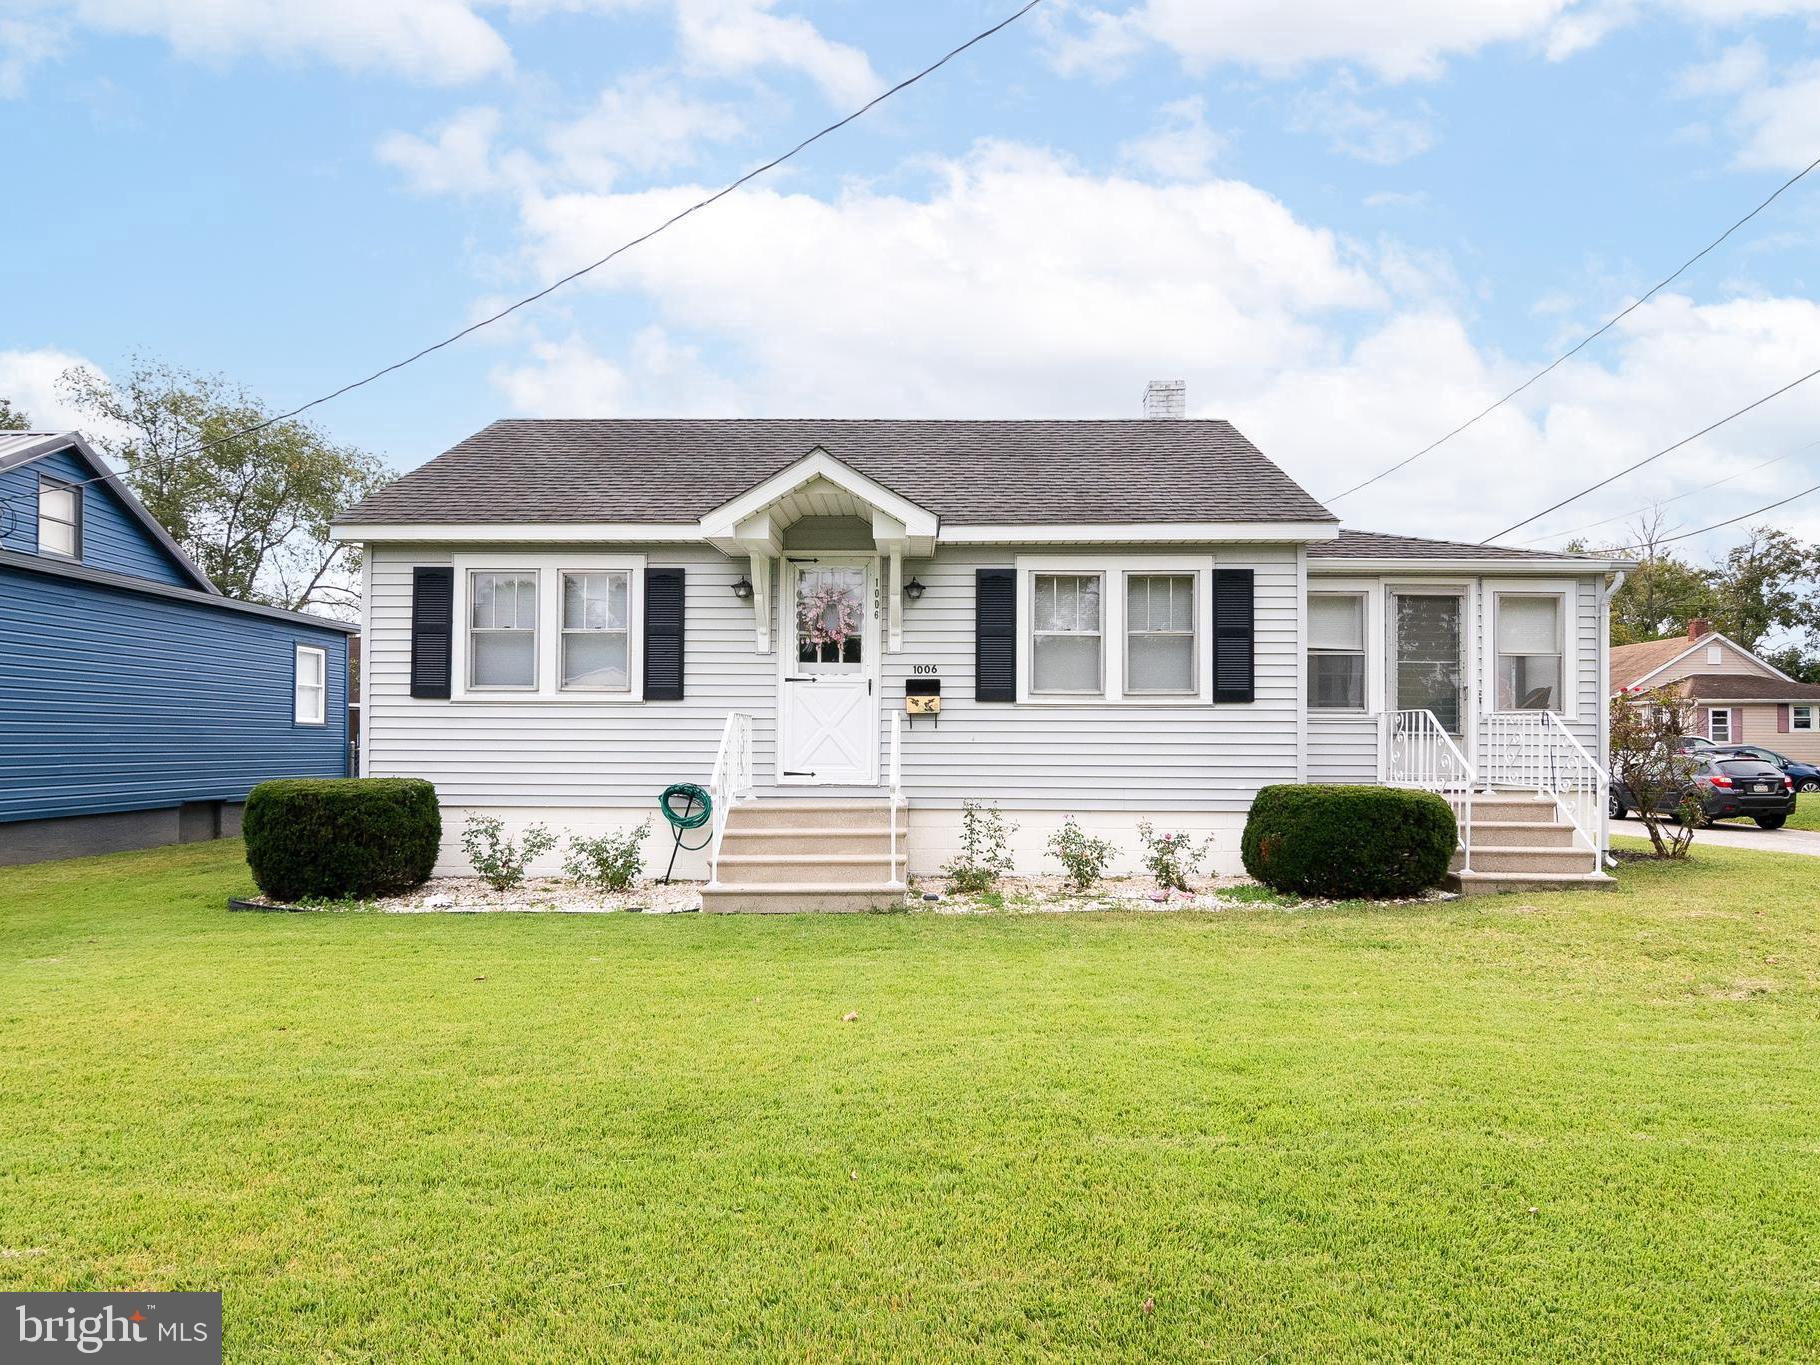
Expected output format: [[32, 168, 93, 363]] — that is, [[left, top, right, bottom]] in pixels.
[[704, 711, 753, 888], [1383, 708, 1478, 873], [1483, 711, 1607, 872], [886, 708, 904, 889]]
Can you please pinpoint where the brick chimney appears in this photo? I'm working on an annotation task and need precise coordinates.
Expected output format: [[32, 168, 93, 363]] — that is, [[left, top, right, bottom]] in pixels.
[[1143, 379, 1186, 420], [1687, 618, 1713, 641]]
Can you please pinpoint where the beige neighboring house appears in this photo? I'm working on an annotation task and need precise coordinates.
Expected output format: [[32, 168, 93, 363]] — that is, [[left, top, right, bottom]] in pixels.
[[1612, 618, 1820, 764]]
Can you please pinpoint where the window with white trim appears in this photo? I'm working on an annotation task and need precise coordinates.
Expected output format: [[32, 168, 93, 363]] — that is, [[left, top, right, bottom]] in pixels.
[[1792, 705, 1813, 731], [469, 570, 538, 689], [560, 570, 631, 691], [1709, 707, 1732, 743], [1307, 593, 1367, 710], [294, 645, 326, 725], [1031, 572, 1104, 695], [37, 476, 80, 559], [1495, 594, 1564, 711], [1124, 573, 1196, 695]]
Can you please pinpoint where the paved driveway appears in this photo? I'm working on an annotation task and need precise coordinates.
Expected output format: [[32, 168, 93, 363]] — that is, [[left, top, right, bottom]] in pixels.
[[1624, 820, 1820, 859]]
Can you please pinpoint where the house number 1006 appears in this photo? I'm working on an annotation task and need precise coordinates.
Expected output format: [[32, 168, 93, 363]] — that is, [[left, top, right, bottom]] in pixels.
[[912, 664, 938, 674]]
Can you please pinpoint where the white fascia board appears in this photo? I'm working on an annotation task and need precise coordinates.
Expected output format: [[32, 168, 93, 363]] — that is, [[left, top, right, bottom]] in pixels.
[[332, 522, 702, 544], [696, 447, 939, 540], [939, 521, 1341, 544], [1308, 556, 1623, 575]]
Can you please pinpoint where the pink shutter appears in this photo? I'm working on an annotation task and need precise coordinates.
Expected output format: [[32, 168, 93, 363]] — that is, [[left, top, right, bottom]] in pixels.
[[1779, 704, 1791, 733], [1732, 707, 1743, 742]]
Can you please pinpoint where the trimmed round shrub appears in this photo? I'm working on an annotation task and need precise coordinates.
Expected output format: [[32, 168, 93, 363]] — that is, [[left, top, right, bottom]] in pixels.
[[244, 778, 440, 902], [1241, 784, 1457, 900]]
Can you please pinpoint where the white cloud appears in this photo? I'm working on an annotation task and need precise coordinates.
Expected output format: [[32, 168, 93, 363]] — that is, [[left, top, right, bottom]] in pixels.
[[545, 73, 743, 188], [1290, 76, 1436, 164], [673, 0, 878, 106], [0, 16, 66, 98], [1117, 96, 1224, 180], [479, 138, 1820, 553], [1680, 43, 1820, 172], [378, 106, 514, 195], [13, 0, 513, 88], [0, 347, 107, 432]]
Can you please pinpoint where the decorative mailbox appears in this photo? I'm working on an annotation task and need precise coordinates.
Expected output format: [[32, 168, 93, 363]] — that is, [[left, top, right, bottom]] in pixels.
[[905, 677, 941, 725]]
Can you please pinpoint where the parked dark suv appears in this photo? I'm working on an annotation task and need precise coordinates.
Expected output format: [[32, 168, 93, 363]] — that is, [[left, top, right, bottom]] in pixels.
[[1611, 755, 1796, 829], [1706, 744, 1820, 794]]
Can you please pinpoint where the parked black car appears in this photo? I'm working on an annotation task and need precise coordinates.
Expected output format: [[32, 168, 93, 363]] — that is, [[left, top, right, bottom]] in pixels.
[[1610, 755, 1796, 829], [1706, 744, 1820, 793]]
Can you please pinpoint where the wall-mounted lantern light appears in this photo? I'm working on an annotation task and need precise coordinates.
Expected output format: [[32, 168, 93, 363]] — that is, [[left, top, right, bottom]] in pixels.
[[903, 577, 925, 601], [731, 577, 754, 601]]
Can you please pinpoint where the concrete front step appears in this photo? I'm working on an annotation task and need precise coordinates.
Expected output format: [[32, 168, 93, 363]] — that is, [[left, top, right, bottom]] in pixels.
[[1467, 797, 1560, 824], [701, 882, 910, 914], [1450, 870, 1618, 896], [1468, 820, 1579, 849], [714, 852, 908, 886], [723, 799, 903, 832], [719, 827, 905, 854], [1454, 846, 1601, 875]]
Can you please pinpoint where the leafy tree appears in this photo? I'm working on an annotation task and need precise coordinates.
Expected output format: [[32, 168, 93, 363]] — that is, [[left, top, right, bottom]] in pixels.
[[58, 358, 385, 617], [0, 397, 29, 431], [1760, 643, 1820, 684], [1707, 527, 1820, 652], [1609, 688, 1703, 859], [1580, 513, 1716, 645]]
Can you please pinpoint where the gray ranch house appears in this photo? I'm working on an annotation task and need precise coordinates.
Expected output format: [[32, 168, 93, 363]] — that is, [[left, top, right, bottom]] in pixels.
[[335, 397, 1631, 907]]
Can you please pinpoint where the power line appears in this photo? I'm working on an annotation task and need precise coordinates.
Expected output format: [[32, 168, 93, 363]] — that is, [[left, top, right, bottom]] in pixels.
[[1515, 438, 1820, 546], [1481, 364, 1820, 542], [0, 0, 1047, 513], [1324, 150, 1820, 505], [1656, 481, 1820, 545]]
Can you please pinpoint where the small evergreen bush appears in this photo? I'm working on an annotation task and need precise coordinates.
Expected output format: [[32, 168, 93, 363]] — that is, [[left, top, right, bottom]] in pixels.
[[461, 814, 558, 893], [244, 778, 440, 903], [1241, 785, 1457, 900], [563, 819, 653, 893]]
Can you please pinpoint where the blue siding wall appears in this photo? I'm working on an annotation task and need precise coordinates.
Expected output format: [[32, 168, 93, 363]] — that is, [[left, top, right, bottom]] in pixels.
[[0, 566, 350, 822], [0, 450, 196, 587]]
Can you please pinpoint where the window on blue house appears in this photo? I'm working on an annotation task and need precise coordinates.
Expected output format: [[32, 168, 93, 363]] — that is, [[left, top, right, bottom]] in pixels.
[[295, 645, 327, 725], [37, 477, 80, 559]]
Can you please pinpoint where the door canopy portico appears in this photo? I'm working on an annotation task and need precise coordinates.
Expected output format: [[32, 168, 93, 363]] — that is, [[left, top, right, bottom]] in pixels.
[[699, 447, 939, 653]]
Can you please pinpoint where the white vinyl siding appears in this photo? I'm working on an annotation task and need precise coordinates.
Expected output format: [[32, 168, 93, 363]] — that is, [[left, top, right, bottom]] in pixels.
[[294, 645, 327, 725], [363, 542, 1302, 814]]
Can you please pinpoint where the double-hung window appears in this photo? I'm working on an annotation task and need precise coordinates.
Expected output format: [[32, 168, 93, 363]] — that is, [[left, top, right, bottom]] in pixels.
[[294, 645, 326, 725], [469, 570, 538, 689], [1125, 573, 1196, 695], [1710, 708, 1732, 743], [560, 570, 631, 691], [37, 476, 80, 559], [1794, 705, 1815, 731], [1308, 593, 1367, 710], [1495, 595, 1564, 711], [1031, 573, 1103, 695]]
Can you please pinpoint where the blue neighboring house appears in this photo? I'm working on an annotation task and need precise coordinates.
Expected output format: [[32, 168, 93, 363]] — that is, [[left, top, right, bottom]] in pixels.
[[0, 430, 356, 865]]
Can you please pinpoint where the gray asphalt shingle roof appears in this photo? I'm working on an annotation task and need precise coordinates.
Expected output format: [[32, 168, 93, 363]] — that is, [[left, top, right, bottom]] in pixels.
[[1306, 529, 1599, 562], [342, 419, 1337, 526]]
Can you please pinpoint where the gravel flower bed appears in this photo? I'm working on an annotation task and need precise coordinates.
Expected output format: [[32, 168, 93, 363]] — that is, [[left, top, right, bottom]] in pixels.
[[241, 877, 703, 914]]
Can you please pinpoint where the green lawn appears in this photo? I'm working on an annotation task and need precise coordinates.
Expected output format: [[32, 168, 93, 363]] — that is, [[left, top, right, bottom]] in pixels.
[[3, 841, 1818, 1362]]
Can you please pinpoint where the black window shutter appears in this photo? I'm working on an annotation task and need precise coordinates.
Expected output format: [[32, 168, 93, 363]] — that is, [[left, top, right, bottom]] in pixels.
[[644, 567, 686, 700], [1212, 569, 1255, 704], [975, 568, 1016, 702], [409, 567, 454, 700]]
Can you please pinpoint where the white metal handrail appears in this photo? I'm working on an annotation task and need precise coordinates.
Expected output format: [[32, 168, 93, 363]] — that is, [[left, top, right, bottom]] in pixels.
[[1383, 708, 1478, 872], [1483, 711, 1607, 872], [886, 709, 904, 889], [704, 711, 753, 888]]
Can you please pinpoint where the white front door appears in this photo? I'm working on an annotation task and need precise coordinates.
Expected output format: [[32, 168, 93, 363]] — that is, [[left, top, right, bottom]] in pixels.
[[779, 558, 878, 784]]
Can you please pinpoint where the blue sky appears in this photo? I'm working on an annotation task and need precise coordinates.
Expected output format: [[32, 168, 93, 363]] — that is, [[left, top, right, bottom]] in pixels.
[[5, 0, 1820, 555]]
